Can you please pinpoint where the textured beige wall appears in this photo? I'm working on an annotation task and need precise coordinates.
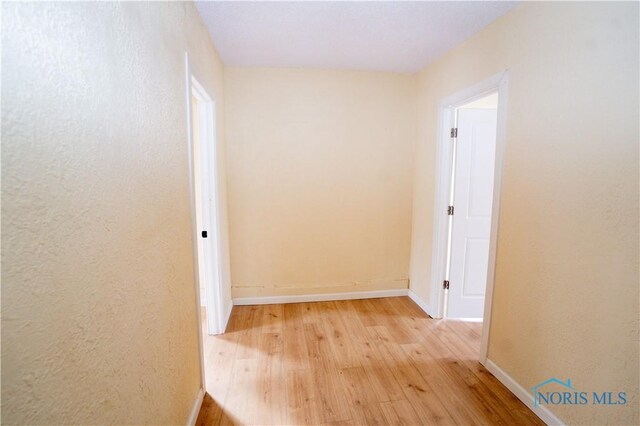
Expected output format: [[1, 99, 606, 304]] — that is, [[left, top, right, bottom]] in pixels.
[[225, 68, 417, 298], [1, 2, 229, 424], [409, 2, 639, 424]]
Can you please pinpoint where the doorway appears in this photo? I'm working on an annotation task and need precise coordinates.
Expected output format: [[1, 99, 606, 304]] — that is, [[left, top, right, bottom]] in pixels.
[[445, 93, 498, 319], [185, 57, 225, 342], [429, 71, 509, 362]]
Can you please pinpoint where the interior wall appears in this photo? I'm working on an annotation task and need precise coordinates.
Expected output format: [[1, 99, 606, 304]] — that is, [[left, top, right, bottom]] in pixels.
[[225, 67, 417, 298], [1, 2, 229, 424], [409, 2, 639, 424]]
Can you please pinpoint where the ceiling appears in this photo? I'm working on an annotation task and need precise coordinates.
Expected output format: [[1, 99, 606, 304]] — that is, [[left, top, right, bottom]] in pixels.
[[195, 1, 518, 73]]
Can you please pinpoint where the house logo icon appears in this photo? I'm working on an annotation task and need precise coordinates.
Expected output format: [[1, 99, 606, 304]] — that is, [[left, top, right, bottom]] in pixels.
[[532, 378, 574, 406]]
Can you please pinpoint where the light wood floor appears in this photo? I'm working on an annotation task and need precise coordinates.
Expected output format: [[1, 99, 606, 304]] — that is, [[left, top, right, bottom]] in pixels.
[[196, 297, 543, 425]]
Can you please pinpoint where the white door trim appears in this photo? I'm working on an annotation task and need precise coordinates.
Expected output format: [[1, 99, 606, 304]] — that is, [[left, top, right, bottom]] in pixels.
[[428, 70, 509, 362], [191, 75, 225, 337], [184, 52, 226, 391]]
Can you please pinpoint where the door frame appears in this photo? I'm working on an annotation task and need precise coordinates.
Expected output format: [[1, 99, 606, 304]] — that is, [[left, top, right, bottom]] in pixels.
[[428, 70, 509, 362], [184, 52, 226, 388]]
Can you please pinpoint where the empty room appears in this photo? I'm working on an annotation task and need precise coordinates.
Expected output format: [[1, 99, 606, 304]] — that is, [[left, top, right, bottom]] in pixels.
[[2, 1, 638, 426]]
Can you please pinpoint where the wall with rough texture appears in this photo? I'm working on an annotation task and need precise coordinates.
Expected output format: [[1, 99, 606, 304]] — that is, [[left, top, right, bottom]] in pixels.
[[1, 2, 229, 424], [409, 2, 639, 424], [225, 67, 417, 298]]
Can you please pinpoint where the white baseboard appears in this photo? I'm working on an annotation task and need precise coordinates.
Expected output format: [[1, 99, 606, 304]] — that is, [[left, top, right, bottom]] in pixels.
[[233, 289, 409, 306], [482, 358, 564, 426], [407, 289, 436, 318], [187, 387, 205, 426]]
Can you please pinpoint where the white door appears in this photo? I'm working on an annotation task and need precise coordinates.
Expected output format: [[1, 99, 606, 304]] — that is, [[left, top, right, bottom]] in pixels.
[[447, 108, 497, 319], [191, 88, 222, 335], [192, 97, 208, 308]]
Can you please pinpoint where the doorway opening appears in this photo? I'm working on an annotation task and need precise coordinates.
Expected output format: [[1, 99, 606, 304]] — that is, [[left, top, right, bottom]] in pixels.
[[443, 92, 498, 320], [428, 71, 509, 362], [185, 54, 228, 404], [188, 73, 224, 337]]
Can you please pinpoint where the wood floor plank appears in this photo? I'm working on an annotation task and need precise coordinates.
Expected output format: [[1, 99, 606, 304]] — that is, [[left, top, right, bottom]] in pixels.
[[460, 319, 483, 338], [301, 302, 322, 324], [283, 303, 310, 371], [413, 318, 541, 425], [392, 296, 432, 319], [286, 369, 323, 425], [235, 305, 264, 360], [338, 366, 378, 405], [428, 321, 543, 425], [198, 298, 545, 426], [203, 323, 239, 404], [402, 342, 492, 425], [379, 399, 423, 426], [367, 325, 455, 425], [195, 393, 223, 426], [356, 341, 406, 403], [203, 308, 241, 424], [349, 298, 379, 327], [219, 358, 259, 425], [348, 402, 387, 426], [303, 323, 352, 423], [339, 366, 389, 425], [373, 298, 417, 344], [385, 297, 441, 343], [414, 325, 507, 422], [318, 302, 361, 368], [341, 300, 376, 345], [256, 332, 286, 425], [262, 303, 284, 334]]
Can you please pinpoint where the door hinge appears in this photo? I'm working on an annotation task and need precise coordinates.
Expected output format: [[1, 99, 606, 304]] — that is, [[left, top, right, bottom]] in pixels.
[[443, 280, 450, 290], [450, 127, 458, 138], [447, 205, 454, 215]]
